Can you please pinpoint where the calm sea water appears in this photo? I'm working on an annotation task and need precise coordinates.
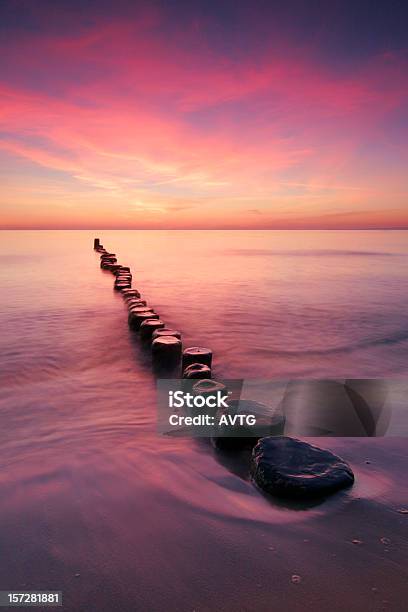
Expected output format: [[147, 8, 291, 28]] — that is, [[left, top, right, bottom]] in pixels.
[[0, 230, 407, 611]]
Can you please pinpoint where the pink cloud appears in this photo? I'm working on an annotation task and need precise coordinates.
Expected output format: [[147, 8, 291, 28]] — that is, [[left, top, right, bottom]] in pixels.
[[0, 16, 407, 227]]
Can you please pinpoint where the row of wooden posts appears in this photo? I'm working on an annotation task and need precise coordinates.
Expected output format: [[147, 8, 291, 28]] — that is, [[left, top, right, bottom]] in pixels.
[[93, 237, 214, 379]]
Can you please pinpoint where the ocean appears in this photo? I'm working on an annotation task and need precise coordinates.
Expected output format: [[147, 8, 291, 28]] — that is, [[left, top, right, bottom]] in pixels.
[[0, 230, 407, 611]]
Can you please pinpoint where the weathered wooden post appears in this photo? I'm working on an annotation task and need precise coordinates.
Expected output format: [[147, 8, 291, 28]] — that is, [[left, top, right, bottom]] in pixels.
[[128, 310, 159, 330], [182, 347, 212, 370], [152, 336, 182, 369], [140, 319, 165, 342], [183, 363, 212, 379], [152, 329, 181, 341]]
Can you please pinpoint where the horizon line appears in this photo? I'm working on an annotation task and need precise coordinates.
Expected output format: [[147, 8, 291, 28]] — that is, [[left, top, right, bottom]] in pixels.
[[1, 226, 408, 231]]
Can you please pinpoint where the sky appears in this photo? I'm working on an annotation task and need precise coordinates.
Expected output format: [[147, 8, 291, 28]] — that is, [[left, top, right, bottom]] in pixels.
[[0, 0, 407, 229]]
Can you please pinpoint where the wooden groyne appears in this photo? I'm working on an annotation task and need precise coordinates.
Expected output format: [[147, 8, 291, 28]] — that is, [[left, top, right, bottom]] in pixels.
[[93, 237, 211, 377], [92, 237, 356, 501]]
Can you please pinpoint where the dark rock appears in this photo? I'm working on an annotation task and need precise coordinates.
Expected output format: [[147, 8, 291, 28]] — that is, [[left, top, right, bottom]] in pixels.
[[251, 437, 354, 498], [182, 347, 212, 370], [93, 237, 100, 249], [183, 363, 212, 379]]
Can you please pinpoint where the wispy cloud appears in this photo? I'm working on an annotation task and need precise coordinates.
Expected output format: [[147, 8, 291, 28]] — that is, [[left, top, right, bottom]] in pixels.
[[0, 6, 407, 228]]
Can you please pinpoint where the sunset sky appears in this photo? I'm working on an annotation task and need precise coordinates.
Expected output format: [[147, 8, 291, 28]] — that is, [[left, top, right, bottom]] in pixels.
[[1, 0, 407, 229]]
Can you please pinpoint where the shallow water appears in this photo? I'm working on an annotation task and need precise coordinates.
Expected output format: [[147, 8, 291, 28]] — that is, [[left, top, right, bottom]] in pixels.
[[0, 230, 407, 611]]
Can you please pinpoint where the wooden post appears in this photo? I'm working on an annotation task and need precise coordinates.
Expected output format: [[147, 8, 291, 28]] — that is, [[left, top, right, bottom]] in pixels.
[[182, 347, 212, 370]]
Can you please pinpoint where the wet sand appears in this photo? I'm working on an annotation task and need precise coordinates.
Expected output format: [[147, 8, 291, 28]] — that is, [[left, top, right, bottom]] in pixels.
[[0, 434, 406, 611]]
